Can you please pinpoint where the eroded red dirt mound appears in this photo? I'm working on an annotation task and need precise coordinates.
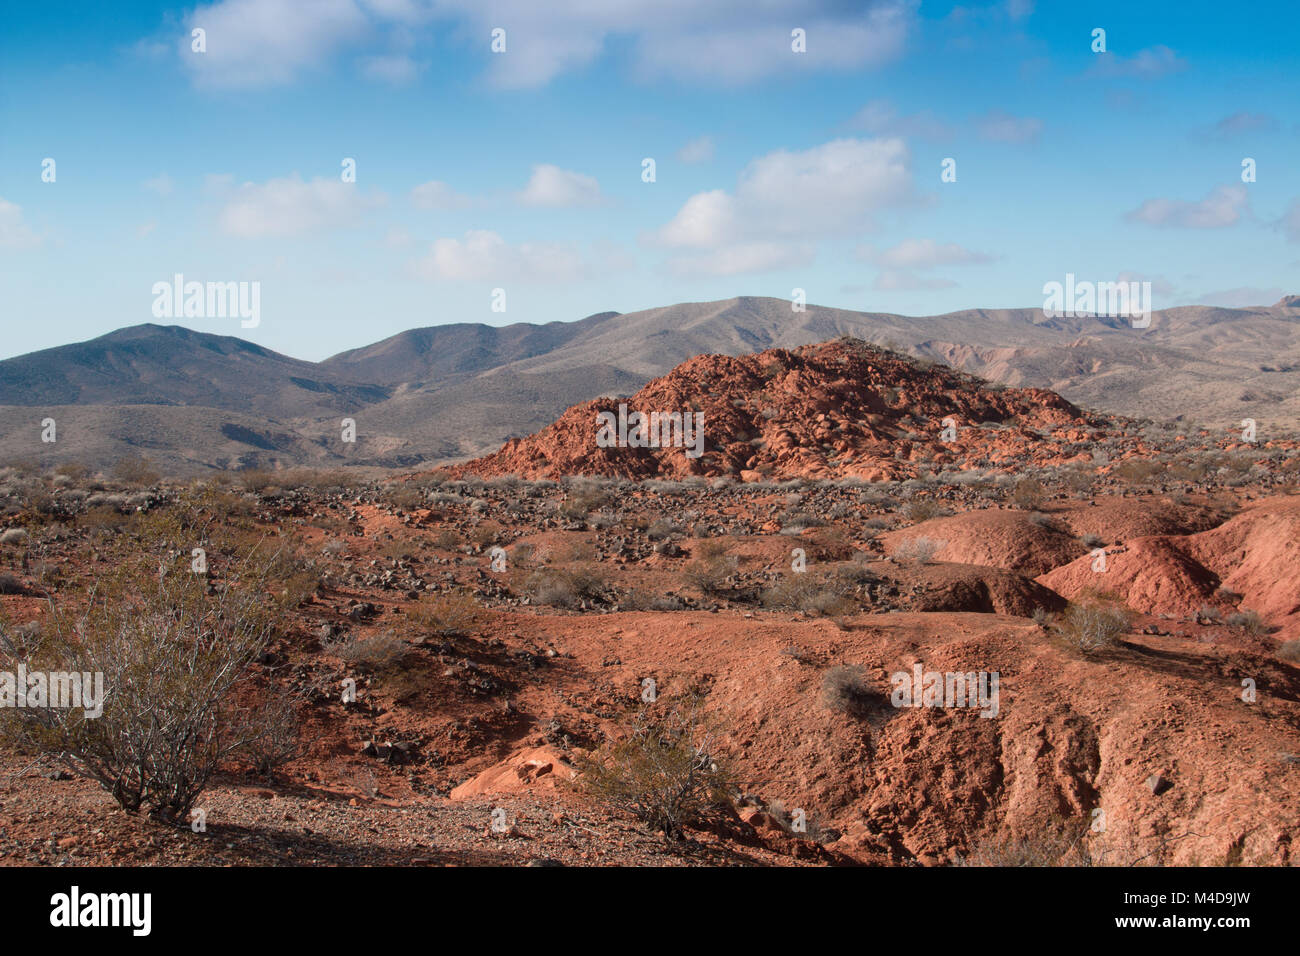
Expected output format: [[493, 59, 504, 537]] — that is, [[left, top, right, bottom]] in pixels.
[[882, 509, 1085, 577], [1036, 536, 1221, 617], [1038, 496, 1300, 640], [1184, 496, 1300, 634], [1054, 497, 1226, 544], [453, 339, 1096, 481], [893, 562, 1068, 616]]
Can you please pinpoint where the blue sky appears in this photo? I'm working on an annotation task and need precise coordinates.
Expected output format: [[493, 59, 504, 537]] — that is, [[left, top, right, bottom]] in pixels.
[[1, 0, 1297, 361]]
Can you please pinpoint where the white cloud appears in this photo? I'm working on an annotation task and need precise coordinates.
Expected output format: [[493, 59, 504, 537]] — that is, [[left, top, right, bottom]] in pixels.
[[1194, 111, 1277, 141], [856, 238, 993, 269], [182, 0, 371, 88], [1195, 286, 1285, 308], [1005, 0, 1035, 20], [429, 0, 916, 88], [171, 0, 916, 90], [677, 136, 715, 164], [1125, 185, 1249, 229], [656, 138, 914, 249], [665, 241, 814, 277], [873, 270, 956, 291], [359, 53, 425, 84], [0, 199, 41, 249], [217, 174, 386, 237], [977, 109, 1042, 144], [143, 173, 174, 196], [410, 229, 592, 281], [410, 180, 472, 210], [1089, 45, 1186, 79], [517, 164, 603, 207], [847, 99, 953, 141]]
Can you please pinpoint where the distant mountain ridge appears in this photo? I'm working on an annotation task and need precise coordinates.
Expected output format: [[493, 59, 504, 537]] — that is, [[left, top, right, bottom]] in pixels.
[[1, 295, 1297, 474]]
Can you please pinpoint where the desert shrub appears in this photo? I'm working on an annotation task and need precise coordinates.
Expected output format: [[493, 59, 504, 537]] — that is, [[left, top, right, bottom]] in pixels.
[[381, 484, 424, 511], [470, 520, 504, 549], [647, 518, 681, 541], [579, 699, 734, 839], [682, 555, 737, 595], [1112, 459, 1164, 483], [239, 685, 302, 778], [623, 589, 685, 611], [526, 566, 608, 607], [1080, 532, 1106, 549], [1011, 478, 1047, 510], [903, 499, 949, 523], [762, 574, 854, 616], [958, 822, 1092, 867], [0, 544, 280, 822], [1027, 511, 1064, 531], [820, 666, 880, 717], [890, 536, 945, 565], [433, 529, 462, 550], [0, 573, 24, 595], [1277, 639, 1300, 663], [325, 631, 409, 674], [1224, 609, 1267, 636], [111, 455, 160, 487], [407, 591, 479, 639], [695, 539, 730, 560], [54, 462, 89, 481], [238, 469, 277, 493], [1058, 595, 1132, 652]]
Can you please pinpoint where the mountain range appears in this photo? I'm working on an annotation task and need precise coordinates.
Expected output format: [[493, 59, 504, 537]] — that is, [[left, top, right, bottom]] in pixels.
[[2, 295, 1297, 474]]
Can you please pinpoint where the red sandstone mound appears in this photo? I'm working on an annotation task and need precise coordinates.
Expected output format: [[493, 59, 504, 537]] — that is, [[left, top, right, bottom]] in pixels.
[[1184, 497, 1300, 633], [1054, 498, 1225, 544], [454, 339, 1097, 482], [1037, 536, 1222, 617], [882, 508, 1086, 577], [1037, 496, 1300, 640]]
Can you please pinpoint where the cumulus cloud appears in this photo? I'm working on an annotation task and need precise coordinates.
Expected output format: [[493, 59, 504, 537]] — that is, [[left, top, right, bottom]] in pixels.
[[0, 199, 41, 249], [1124, 185, 1249, 229], [976, 109, 1042, 144], [430, 0, 916, 88], [410, 180, 472, 210], [1089, 45, 1186, 79], [1194, 286, 1285, 308], [217, 174, 386, 237], [142, 174, 174, 196], [410, 229, 617, 281], [856, 238, 993, 269], [181, 0, 372, 88], [873, 270, 956, 291], [172, 0, 916, 89], [359, 53, 425, 84], [1193, 111, 1278, 141], [656, 138, 914, 249], [517, 165, 603, 207], [665, 241, 814, 277], [846, 99, 953, 142], [676, 136, 716, 164], [652, 137, 914, 277]]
